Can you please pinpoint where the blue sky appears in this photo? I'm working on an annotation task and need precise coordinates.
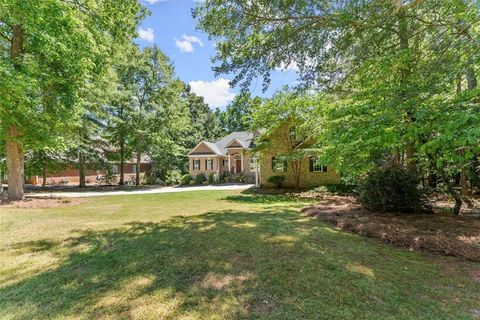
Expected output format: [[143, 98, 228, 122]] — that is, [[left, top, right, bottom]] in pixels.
[[135, 0, 298, 110]]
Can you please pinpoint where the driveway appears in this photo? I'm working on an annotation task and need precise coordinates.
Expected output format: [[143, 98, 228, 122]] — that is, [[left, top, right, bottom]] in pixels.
[[26, 184, 254, 198]]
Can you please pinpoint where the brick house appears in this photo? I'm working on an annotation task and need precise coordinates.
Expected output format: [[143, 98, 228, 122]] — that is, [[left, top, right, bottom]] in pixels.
[[26, 157, 151, 186], [188, 132, 258, 184], [187, 128, 340, 188]]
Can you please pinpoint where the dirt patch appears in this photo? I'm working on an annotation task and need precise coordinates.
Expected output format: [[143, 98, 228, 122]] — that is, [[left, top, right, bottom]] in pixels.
[[302, 196, 480, 261], [200, 272, 250, 291], [0, 197, 83, 209]]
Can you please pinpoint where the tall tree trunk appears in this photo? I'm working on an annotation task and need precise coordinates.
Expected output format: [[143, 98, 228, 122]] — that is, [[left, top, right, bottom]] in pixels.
[[455, 74, 470, 198], [0, 160, 4, 199], [119, 139, 125, 185], [79, 151, 86, 187], [136, 152, 141, 186], [42, 162, 47, 187], [291, 161, 300, 191], [440, 171, 462, 216], [466, 66, 478, 195], [78, 120, 86, 188], [397, 7, 416, 175], [6, 125, 24, 200], [6, 25, 25, 200]]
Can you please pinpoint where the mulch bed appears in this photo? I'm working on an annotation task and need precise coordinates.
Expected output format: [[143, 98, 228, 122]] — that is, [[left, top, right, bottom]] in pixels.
[[301, 196, 480, 261], [0, 197, 83, 209]]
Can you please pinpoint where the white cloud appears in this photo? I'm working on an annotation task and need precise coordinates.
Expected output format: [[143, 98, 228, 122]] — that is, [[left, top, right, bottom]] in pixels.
[[174, 34, 204, 53], [144, 0, 160, 4], [189, 78, 236, 109], [275, 61, 299, 72], [138, 27, 154, 42]]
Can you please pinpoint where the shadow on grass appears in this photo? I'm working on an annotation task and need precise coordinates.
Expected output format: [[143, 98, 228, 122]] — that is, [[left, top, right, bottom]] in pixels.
[[1, 206, 479, 319], [224, 193, 303, 205]]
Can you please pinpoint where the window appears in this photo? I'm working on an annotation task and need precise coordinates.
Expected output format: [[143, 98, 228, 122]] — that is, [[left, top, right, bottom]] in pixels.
[[223, 159, 228, 167], [272, 157, 286, 172], [110, 165, 119, 174], [132, 164, 137, 174], [289, 126, 297, 142], [205, 159, 213, 170], [310, 157, 327, 173], [193, 159, 200, 170], [250, 158, 256, 171]]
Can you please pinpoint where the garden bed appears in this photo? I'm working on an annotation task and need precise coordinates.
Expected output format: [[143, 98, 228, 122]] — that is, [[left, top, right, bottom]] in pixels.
[[302, 196, 480, 261]]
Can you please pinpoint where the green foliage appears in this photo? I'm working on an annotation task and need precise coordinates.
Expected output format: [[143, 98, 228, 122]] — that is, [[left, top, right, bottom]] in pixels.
[[357, 166, 429, 213], [166, 170, 182, 185], [179, 174, 193, 185], [194, 173, 207, 185], [207, 173, 219, 184], [220, 91, 261, 132], [267, 175, 285, 189]]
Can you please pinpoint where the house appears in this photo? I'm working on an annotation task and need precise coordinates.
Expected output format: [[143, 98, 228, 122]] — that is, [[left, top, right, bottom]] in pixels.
[[187, 129, 341, 188], [26, 157, 152, 186], [188, 131, 258, 184]]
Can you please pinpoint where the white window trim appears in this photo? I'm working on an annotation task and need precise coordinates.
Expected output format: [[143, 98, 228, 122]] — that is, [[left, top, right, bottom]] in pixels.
[[206, 159, 213, 170], [194, 159, 200, 170]]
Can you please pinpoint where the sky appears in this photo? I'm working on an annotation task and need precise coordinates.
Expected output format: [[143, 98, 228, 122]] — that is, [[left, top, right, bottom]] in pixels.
[[135, 0, 299, 110]]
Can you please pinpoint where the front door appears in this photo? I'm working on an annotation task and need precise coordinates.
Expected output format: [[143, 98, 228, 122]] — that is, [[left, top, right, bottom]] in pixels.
[[235, 159, 242, 173]]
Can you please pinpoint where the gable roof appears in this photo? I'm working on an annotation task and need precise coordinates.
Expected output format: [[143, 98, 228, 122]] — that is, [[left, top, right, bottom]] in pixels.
[[188, 131, 256, 156], [188, 141, 223, 156], [214, 131, 255, 155]]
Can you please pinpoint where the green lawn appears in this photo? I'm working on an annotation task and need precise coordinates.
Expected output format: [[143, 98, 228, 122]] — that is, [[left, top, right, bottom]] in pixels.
[[1, 191, 479, 319]]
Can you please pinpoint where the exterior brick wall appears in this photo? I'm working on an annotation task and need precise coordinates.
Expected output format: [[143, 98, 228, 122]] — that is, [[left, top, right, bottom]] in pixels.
[[259, 151, 340, 188], [258, 122, 341, 189]]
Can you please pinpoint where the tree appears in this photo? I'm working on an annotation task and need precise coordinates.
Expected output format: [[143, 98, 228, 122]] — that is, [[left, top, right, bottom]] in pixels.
[[183, 85, 224, 149], [220, 91, 261, 132], [107, 46, 190, 184], [0, 0, 144, 199], [251, 90, 316, 191], [196, 0, 480, 213]]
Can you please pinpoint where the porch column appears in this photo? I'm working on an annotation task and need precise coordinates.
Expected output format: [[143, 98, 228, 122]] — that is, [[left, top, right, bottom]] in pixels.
[[228, 154, 231, 173], [241, 153, 244, 172]]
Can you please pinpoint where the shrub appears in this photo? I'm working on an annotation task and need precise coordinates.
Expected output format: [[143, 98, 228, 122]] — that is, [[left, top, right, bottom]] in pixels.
[[208, 173, 215, 184], [356, 165, 429, 213], [166, 170, 182, 185], [179, 174, 193, 185], [267, 175, 285, 188], [189, 179, 196, 185], [194, 173, 207, 184], [238, 172, 247, 183]]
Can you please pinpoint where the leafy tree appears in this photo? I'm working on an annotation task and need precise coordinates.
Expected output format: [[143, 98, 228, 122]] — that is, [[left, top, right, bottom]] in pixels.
[[183, 84, 224, 149], [0, 0, 144, 199], [196, 0, 480, 213], [220, 91, 261, 132], [252, 90, 317, 191]]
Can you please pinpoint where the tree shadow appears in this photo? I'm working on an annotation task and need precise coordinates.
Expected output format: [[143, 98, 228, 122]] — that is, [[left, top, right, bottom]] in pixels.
[[1, 206, 478, 319]]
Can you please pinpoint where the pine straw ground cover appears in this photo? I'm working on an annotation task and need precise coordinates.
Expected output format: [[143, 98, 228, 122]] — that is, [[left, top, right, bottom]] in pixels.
[[301, 196, 480, 261]]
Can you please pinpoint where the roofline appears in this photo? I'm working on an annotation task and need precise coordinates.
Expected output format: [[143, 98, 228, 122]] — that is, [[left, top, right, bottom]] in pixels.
[[226, 137, 247, 149], [187, 141, 221, 156]]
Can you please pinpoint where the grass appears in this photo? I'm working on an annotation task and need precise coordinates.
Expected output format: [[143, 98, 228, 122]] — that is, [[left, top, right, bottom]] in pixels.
[[0, 190, 479, 319]]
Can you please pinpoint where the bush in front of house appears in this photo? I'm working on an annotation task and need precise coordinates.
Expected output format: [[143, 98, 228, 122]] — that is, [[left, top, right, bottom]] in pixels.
[[267, 175, 285, 188], [194, 173, 207, 184], [207, 173, 219, 184], [180, 174, 193, 185], [189, 179, 196, 185], [356, 165, 430, 213], [166, 170, 182, 185]]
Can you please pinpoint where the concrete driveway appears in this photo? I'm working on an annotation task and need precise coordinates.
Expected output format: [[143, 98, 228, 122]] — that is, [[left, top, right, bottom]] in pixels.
[[26, 184, 254, 198]]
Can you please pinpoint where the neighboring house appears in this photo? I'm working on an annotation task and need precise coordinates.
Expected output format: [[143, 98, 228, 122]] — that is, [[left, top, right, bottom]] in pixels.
[[187, 129, 340, 189], [26, 157, 152, 186], [188, 132, 258, 183]]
